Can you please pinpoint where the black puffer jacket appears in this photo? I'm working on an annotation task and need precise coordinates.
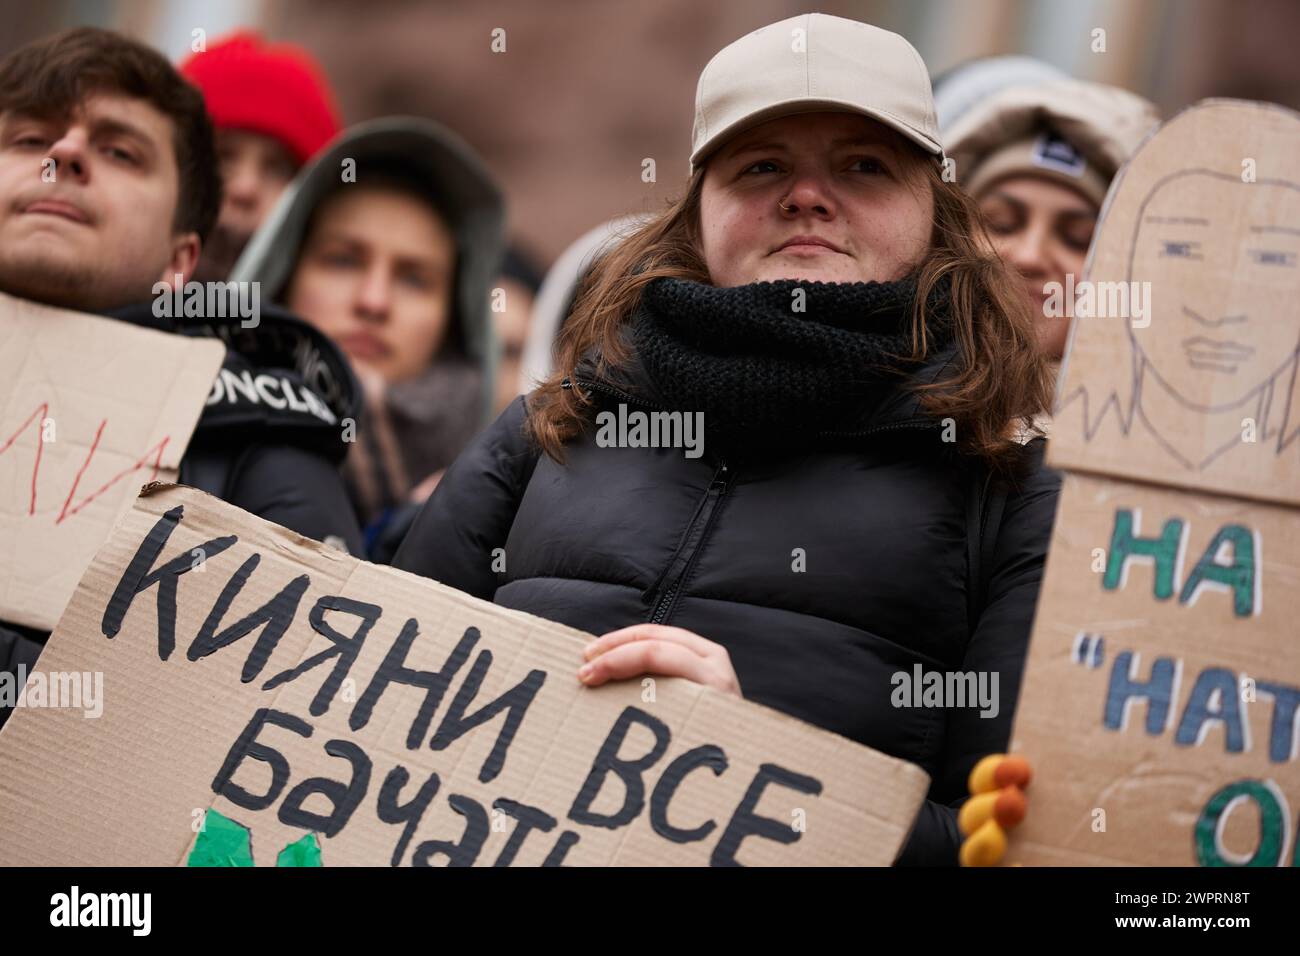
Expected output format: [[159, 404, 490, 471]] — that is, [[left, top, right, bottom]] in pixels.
[[163, 303, 364, 555], [0, 302, 364, 726], [393, 345, 1060, 866]]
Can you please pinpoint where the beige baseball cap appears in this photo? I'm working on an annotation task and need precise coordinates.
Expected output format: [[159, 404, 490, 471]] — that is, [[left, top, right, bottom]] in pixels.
[[690, 12, 944, 172]]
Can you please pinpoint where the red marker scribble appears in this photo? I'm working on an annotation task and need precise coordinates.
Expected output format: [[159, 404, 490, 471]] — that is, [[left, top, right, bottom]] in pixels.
[[2, 401, 171, 523], [57, 431, 170, 523], [0, 402, 49, 515]]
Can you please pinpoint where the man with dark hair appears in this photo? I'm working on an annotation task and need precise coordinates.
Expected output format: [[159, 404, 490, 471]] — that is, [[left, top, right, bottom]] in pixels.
[[0, 28, 363, 724], [0, 26, 222, 310]]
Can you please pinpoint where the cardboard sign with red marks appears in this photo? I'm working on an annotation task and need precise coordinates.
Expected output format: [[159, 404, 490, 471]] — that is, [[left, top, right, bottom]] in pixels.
[[0, 293, 224, 629]]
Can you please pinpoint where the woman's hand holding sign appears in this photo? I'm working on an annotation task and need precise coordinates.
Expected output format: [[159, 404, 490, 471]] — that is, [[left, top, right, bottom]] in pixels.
[[579, 624, 744, 699]]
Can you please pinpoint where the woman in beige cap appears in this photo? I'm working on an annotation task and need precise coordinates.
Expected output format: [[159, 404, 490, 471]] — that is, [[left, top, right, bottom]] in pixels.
[[945, 80, 1160, 362], [395, 13, 1057, 866]]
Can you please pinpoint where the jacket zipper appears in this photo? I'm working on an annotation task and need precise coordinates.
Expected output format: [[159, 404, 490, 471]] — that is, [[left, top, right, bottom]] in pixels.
[[647, 457, 731, 625], [818, 418, 934, 439], [563, 377, 655, 409], [565, 377, 734, 625]]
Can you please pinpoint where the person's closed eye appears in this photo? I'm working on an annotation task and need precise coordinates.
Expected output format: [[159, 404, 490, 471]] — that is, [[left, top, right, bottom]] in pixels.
[[320, 250, 364, 269], [1056, 216, 1094, 252]]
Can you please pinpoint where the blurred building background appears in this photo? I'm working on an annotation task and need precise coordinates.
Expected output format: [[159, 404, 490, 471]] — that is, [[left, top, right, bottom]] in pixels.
[[2, 0, 1298, 266]]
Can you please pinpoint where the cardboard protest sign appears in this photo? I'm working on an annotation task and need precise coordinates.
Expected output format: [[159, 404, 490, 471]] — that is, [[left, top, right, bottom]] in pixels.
[[1049, 99, 1300, 507], [0, 293, 225, 630], [0, 484, 929, 866], [1006, 100, 1300, 865], [1005, 472, 1299, 865]]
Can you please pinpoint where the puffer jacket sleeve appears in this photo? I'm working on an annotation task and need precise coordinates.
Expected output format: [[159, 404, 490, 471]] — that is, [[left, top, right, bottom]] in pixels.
[[393, 396, 540, 598], [896, 439, 1061, 865], [221, 443, 365, 557]]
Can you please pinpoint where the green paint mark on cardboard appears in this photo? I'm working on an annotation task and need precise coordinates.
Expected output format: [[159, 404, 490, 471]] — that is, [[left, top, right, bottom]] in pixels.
[[276, 832, 323, 867], [186, 808, 253, 867]]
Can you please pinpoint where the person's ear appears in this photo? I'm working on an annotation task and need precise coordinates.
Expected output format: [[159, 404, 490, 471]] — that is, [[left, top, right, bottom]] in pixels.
[[156, 232, 202, 287]]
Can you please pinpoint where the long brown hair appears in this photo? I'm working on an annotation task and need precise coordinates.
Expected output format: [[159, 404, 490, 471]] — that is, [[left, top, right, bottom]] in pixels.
[[528, 154, 1053, 473]]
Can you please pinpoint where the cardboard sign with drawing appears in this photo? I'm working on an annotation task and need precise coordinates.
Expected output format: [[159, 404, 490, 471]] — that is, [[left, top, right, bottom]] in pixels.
[[1051, 99, 1300, 506], [0, 293, 225, 630], [0, 484, 929, 866], [1005, 100, 1300, 866]]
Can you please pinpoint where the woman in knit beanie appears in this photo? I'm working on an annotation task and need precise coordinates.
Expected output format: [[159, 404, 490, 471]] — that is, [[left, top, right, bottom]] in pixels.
[[944, 78, 1160, 362]]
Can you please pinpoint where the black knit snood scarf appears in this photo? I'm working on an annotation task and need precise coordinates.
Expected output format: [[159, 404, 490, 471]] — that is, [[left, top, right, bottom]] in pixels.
[[631, 275, 954, 441]]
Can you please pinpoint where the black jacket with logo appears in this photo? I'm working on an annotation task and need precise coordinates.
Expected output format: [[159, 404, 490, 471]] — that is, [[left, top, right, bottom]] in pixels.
[[164, 302, 363, 552]]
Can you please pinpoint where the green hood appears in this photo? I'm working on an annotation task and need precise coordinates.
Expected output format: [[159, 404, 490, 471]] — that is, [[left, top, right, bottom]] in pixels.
[[230, 116, 506, 427]]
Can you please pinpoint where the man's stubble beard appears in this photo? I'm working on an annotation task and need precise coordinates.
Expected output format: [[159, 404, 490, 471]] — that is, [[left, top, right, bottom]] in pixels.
[[0, 244, 157, 313]]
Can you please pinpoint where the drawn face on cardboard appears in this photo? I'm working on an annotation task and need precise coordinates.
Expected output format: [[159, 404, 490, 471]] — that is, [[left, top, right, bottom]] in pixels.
[[1127, 171, 1300, 411], [1050, 101, 1300, 506]]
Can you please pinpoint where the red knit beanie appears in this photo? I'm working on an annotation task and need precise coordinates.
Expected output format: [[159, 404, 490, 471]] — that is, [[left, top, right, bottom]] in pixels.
[[180, 31, 342, 166]]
